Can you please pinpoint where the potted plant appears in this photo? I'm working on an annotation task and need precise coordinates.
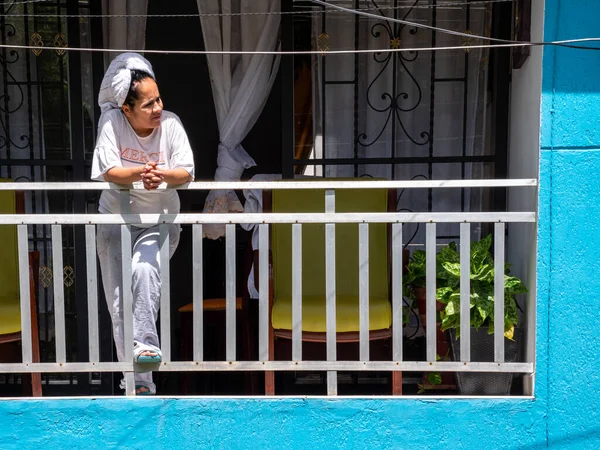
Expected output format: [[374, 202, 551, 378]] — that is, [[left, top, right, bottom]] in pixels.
[[435, 234, 527, 395]]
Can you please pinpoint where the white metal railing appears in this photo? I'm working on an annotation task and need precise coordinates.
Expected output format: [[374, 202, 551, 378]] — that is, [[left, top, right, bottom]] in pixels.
[[0, 180, 537, 396]]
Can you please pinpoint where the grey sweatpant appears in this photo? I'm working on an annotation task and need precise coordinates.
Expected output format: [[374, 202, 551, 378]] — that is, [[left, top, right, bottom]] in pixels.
[[97, 224, 180, 394]]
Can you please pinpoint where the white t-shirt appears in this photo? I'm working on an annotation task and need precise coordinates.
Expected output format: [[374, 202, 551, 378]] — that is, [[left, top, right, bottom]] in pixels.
[[91, 109, 195, 217]]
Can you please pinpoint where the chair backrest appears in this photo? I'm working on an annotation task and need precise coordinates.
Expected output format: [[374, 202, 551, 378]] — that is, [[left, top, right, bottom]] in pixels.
[[272, 182, 389, 300], [0, 179, 20, 317]]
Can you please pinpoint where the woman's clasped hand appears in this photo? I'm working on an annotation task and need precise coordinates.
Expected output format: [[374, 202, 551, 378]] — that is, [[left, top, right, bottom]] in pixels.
[[141, 161, 165, 190]]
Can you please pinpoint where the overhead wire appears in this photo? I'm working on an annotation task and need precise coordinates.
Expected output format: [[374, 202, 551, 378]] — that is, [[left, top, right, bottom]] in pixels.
[[1, 0, 516, 17], [0, 0, 51, 6], [1, 37, 600, 56], [0, 0, 599, 53], [306, 0, 600, 51], [309, 0, 512, 42], [307, 0, 515, 9], [297, 0, 514, 6]]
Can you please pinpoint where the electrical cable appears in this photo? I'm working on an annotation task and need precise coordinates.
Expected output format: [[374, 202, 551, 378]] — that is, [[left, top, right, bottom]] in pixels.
[[2, 0, 600, 52], [2, 37, 600, 56], [307, 0, 600, 51], [0, 0, 50, 6], [403, 298, 421, 340], [309, 0, 517, 43], [0, 0, 518, 17]]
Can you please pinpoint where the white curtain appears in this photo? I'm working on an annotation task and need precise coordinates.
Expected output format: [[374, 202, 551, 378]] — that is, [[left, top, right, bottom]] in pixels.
[[102, 0, 148, 67], [311, 2, 492, 244], [198, 0, 281, 240]]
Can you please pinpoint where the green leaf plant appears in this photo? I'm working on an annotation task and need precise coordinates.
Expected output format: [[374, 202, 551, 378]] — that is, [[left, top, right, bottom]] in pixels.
[[416, 352, 448, 394], [402, 249, 426, 298], [405, 234, 527, 340]]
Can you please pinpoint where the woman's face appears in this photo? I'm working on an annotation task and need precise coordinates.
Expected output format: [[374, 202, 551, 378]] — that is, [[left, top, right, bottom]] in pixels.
[[122, 77, 163, 135]]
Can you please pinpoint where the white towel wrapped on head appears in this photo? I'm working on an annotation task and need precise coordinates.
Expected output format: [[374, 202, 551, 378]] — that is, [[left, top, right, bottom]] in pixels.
[[98, 52, 155, 118]]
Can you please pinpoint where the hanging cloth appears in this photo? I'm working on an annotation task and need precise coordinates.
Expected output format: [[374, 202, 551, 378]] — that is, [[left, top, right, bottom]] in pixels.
[[197, 0, 281, 239], [101, 0, 149, 68]]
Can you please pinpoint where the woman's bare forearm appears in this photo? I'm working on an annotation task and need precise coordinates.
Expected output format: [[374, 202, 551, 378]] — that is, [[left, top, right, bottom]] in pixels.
[[104, 166, 145, 184], [162, 168, 193, 185]]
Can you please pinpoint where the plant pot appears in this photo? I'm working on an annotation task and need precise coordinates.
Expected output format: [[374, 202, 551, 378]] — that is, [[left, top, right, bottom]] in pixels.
[[449, 327, 523, 395], [413, 287, 455, 388], [414, 287, 445, 326], [402, 249, 410, 274]]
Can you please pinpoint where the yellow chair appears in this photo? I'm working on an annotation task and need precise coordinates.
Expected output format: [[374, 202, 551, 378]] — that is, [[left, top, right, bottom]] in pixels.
[[261, 181, 401, 395], [0, 179, 41, 396]]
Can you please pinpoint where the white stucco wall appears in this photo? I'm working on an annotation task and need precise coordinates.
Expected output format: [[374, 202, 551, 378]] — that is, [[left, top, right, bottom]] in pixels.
[[507, 0, 545, 395]]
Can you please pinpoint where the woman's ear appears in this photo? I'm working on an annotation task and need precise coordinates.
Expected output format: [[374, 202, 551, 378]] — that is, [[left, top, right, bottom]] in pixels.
[[121, 104, 132, 118]]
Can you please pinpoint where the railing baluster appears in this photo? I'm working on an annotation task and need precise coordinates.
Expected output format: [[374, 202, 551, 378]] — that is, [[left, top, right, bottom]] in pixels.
[[119, 189, 134, 395], [460, 223, 471, 362], [426, 223, 437, 362], [159, 224, 171, 363], [494, 222, 506, 363], [359, 223, 369, 362], [258, 223, 269, 361], [51, 225, 66, 363], [392, 223, 403, 361], [86, 225, 99, 363], [120, 223, 134, 396], [192, 224, 203, 361], [17, 225, 32, 364], [292, 223, 302, 361], [226, 224, 236, 362], [325, 189, 337, 396]]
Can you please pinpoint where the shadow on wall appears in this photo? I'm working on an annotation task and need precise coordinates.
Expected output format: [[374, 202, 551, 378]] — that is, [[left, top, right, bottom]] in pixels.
[[539, 427, 600, 450]]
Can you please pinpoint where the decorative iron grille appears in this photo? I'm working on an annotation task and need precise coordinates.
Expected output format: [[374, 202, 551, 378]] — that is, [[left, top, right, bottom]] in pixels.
[[287, 0, 511, 231], [0, 0, 106, 395]]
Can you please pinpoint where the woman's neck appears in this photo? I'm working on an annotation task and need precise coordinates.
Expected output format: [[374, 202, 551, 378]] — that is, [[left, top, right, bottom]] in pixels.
[[134, 127, 153, 138], [131, 124, 154, 138], [124, 115, 153, 137]]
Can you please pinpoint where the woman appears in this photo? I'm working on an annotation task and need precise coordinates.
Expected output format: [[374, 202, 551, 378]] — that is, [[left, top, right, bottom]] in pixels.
[[91, 53, 194, 395]]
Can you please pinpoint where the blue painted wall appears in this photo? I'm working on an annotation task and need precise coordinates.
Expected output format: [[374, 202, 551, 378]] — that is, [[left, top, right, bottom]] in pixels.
[[541, 0, 600, 447], [1, 1, 600, 449], [0, 398, 545, 449]]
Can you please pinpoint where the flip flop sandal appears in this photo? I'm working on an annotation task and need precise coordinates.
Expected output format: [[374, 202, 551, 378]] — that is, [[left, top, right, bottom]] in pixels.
[[135, 385, 154, 396], [133, 342, 162, 364], [135, 352, 162, 363], [121, 385, 155, 396]]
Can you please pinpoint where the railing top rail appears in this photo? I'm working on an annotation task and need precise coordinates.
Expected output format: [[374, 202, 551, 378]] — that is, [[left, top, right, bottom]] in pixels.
[[0, 179, 538, 191], [0, 212, 537, 225]]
